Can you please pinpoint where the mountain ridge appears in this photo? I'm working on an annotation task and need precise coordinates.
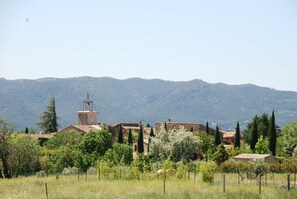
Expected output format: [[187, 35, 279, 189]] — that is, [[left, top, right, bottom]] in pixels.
[[0, 76, 297, 130]]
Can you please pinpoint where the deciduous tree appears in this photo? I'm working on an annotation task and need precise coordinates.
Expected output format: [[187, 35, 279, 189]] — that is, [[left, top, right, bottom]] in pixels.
[[255, 135, 270, 154], [0, 119, 14, 178]]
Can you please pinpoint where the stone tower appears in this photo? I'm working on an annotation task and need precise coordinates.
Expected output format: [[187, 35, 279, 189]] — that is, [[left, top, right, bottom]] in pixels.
[[78, 93, 98, 125]]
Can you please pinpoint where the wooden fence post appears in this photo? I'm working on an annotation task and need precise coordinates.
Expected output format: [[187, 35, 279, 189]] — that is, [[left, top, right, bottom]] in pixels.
[[45, 183, 48, 199], [188, 170, 190, 180], [258, 175, 262, 195], [163, 172, 166, 194], [223, 174, 226, 193], [288, 174, 291, 191]]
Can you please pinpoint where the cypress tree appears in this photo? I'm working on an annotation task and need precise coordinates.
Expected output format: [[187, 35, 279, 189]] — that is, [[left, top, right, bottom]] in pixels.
[[164, 121, 168, 132], [128, 128, 133, 146], [25, 127, 29, 134], [214, 125, 221, 146], [190, 126, 194, 132], [251, 116, 259, 151], [149, 127, 155, 137], [137, 125, 144, 153], [117, 125, 124, 144], [269, 110, 277, 155], [234, 121, 241, 148], [206, 121, 209, 135]]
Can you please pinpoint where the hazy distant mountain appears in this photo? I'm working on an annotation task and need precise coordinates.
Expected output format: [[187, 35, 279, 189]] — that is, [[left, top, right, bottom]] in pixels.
[[1, 77, 297, 131]]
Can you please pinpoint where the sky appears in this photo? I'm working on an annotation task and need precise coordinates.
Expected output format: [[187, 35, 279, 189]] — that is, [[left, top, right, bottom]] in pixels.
[[1, 0, 297, 91]]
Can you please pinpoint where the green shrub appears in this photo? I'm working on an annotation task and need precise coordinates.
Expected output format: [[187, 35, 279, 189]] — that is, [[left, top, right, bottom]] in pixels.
[[124, 166, 140, 180], [62, 166, 79, 175], [36, 170, 46, 177], [200, 161, 217, 183], [176, 164, 188, 180]]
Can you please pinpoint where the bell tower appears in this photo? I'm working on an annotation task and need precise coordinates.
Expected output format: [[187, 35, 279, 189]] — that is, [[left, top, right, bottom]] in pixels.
[[78, 93, 98, 125]]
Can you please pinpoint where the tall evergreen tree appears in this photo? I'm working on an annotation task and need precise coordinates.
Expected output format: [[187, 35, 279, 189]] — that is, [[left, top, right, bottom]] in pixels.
[[259, 114, 270, 138], [37, 97, 58, 133], [149, 127, 155, 137], [234, 121, 241, 148], [190, 126, 194, 132], [137, 125, 144, 153], [25, 127, 29, 134], [251, 116, 259, 151], [214, 125, 221, 146], [206, 121, 209, 135], [269, 110, 277, 155], [128, 128, 133, 146], [117, 125, 124, 144]]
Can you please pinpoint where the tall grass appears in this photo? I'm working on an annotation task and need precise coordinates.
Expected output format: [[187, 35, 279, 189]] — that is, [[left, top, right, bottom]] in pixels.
[[1, 173, 297, 199]]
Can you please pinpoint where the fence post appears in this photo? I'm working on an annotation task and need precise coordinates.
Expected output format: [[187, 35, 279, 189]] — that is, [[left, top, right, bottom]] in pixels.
[[237, 172, 240, 184], [258, 175, 262, 195], [163, 172, 166, 194], [188, 170, 190, 180], [45, 183, 48, 199], [223, 174, 226, 193], [288, 174, 291, 191]]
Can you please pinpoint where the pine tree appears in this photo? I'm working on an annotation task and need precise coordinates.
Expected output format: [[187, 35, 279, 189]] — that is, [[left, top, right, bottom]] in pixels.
[[37, 97, 58, 133], [206, 121, 209, 135], [214, 125, 221, 146], [117, 125, 124, 144], [214, 144, 229, 165], [260, 114, 270, 138], [234, 121, 241, 148], [137, 125, 144, 153], [269, 110, 277, 155], [128, 128, 133, 146], [251, 116, 259, 151]]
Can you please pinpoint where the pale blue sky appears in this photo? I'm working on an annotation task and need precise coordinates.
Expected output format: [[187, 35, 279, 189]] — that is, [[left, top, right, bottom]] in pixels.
[[1, 1, 297, 91]]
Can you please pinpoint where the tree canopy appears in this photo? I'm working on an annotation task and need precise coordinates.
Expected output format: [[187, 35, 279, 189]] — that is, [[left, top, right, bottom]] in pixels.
[[37, 97, 58, 133], [149, 125, 201, 162]]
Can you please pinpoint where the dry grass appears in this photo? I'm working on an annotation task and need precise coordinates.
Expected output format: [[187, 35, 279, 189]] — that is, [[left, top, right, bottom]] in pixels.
[[1, 173, 297, 199]]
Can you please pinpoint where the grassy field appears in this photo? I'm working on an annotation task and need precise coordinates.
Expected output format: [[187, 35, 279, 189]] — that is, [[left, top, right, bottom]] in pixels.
[[1, 173, 297, 199]]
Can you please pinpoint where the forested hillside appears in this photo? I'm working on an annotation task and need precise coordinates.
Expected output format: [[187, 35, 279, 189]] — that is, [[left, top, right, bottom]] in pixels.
[[1, 77, 297, 130]]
